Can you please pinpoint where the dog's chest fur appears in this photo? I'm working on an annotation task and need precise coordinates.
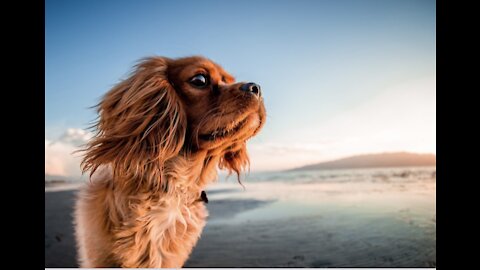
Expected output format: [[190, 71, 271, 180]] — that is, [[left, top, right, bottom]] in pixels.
[[75, 165, 210, 268]]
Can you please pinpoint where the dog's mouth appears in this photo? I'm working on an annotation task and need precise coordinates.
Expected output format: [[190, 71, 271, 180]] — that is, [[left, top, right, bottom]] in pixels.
[[199, 118, 248, 141]]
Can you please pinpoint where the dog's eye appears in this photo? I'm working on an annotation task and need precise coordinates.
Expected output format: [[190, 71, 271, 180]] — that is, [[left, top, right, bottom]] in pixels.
[[189, 74, 209, 88]]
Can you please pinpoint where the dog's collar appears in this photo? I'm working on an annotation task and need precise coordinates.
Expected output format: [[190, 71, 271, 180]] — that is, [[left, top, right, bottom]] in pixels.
[[199, 190, 208, 204]]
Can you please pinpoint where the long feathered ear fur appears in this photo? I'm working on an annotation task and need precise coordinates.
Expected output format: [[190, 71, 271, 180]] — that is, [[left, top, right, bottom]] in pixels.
[[218, 142, 250, 181], [81, 57, 186, 192]]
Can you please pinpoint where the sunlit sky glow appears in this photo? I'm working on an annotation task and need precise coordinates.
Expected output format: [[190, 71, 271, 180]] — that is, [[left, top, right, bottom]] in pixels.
[[46, 0, 435, 176]]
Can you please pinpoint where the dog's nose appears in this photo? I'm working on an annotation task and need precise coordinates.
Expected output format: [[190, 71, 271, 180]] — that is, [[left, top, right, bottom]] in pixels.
[[240, 82, 261, 97]]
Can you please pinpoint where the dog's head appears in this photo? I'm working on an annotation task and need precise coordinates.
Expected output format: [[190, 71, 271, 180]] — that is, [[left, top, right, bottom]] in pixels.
[[82, 56, 266, 190]]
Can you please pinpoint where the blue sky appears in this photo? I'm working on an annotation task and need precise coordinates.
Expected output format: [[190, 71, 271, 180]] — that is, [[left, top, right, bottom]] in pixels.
[[45, 0, 435, 174]]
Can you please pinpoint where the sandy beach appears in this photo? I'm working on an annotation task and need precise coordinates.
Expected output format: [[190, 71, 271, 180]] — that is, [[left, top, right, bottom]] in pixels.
[[45, 167, 436, 268], [45, 188, 275, 267]]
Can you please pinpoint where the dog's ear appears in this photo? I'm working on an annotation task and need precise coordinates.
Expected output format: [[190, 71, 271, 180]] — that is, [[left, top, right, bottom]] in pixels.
[[218, 142, 250, 179], [81, 57, 187, 191]]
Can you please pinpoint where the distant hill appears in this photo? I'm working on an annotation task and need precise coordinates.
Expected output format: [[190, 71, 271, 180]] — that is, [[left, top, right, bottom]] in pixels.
[[289, 152, 436, 171]]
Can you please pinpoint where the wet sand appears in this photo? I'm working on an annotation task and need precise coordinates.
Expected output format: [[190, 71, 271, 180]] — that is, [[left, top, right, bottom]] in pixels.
[[45, 189, 78, 268]]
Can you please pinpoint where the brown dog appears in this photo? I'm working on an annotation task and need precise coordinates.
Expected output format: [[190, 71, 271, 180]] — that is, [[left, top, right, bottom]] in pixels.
[[74, 56, 266, 267]]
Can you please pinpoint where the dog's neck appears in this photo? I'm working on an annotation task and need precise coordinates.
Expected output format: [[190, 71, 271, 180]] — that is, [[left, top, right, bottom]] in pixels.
[[91, 150, 223, 204], [167, 150, 221, 191]]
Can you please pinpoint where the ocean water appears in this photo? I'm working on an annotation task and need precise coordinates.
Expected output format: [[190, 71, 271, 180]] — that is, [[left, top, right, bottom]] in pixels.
[[211, 166, 436, 224]]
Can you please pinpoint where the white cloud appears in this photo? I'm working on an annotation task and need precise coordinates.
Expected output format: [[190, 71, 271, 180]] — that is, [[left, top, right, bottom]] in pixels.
[[45, 128, 93, 180], [57, 128, 93, 146]]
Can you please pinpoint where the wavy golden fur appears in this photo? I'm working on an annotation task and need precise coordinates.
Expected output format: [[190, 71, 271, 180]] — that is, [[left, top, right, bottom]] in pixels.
[[74, 56, 266, 268]]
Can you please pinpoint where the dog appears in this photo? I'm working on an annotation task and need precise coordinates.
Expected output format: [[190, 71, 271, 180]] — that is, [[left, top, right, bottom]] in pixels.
[[74, 56, 266, 268]]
